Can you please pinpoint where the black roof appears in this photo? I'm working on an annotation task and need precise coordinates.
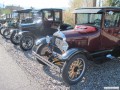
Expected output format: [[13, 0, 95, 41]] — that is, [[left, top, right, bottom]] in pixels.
[[14, 9, 32, 13], [37, 8, 62, 13]]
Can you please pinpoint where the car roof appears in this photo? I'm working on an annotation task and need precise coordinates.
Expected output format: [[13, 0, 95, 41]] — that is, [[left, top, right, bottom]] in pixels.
[[37, 8, 62, 13], [74, 7, 120, 13], [14, 9, 32, 13]]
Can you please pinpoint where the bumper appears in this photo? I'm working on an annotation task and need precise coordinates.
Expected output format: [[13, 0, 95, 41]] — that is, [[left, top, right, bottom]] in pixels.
[[32, 51, 61, 72]]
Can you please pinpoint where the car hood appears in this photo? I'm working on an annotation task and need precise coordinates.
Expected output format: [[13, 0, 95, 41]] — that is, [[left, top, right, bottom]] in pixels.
[[62, 25, 97, 38]]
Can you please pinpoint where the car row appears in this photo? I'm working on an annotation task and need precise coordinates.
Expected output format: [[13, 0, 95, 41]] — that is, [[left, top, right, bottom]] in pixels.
[[0, 7, 120, 85]]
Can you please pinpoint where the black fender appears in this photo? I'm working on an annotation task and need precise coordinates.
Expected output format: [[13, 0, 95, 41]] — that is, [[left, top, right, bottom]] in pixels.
[[60, 48, 92, 61], [10, 29, 20, 34]]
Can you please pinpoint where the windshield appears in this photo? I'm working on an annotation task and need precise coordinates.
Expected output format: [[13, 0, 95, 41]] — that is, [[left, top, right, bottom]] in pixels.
[[33, 17, 42, 23], [76, 13, 102, 27]]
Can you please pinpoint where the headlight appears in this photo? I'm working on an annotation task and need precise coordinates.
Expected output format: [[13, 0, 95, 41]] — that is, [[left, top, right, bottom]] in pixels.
[[46, 36, 50, 44], [62, 40, 69, 51]]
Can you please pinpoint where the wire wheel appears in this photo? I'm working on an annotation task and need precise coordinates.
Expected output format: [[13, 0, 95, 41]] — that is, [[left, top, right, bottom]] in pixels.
[[62, 54, 87, 85], [3, 29, 11, 39], [20, 36, 34, 51], [68, 58, 85, 81]]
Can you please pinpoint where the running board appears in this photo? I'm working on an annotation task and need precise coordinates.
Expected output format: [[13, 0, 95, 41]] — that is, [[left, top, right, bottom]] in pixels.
[[32, 51, 61, 72], [106, 54, 116, 60]]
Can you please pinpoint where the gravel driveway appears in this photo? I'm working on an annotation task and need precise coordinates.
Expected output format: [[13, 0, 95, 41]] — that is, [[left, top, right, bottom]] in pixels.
[[0, 35, 120, 90]]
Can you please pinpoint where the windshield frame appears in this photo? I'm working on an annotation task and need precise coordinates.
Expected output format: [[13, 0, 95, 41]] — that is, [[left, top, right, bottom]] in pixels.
[[75, 13, 102, 28]]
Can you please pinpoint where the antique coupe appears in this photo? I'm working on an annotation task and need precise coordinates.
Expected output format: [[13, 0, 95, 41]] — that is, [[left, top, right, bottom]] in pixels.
[[32, 7, 120, 85], [1, 9, 33, 39], [11, 8, 73, 51]]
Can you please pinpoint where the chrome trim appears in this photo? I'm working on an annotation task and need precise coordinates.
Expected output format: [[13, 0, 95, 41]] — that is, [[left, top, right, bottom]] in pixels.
[[32, 51, 61, 72]]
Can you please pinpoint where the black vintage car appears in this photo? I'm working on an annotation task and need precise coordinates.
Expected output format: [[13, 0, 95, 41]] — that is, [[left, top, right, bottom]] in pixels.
[[1, 9, 33, 39], [11, 8, 73, 51]]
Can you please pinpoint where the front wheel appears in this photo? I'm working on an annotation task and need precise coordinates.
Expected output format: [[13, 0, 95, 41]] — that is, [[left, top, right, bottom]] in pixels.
[[3, 28, 11, 39], [36, 44, 50, 65], [0, 27, 6, 35], [10, 31, 21, 45], [62, 54, 87, 85], [20, 35, 34, 51]]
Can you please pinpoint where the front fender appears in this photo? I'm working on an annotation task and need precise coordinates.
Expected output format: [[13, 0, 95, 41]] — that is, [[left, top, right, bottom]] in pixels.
[[35, 37, 46, 46], [10, 29, 20, 33], [18, 31, 30, 35], [32, 38, 47, 53], [60, 48, 90, 61]]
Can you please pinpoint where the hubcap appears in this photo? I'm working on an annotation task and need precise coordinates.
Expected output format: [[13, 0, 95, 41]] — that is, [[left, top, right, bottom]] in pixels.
[[13, 34, 21, 43], [68, 58, 85, 81], [22, 36, 33, 49]]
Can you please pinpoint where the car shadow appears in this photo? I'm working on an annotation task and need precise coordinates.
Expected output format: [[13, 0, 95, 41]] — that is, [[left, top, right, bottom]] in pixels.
[[23, 50, 35, 61]]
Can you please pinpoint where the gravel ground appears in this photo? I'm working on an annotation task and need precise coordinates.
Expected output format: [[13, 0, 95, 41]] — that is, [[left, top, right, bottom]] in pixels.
[[0, 35, 120, 90]]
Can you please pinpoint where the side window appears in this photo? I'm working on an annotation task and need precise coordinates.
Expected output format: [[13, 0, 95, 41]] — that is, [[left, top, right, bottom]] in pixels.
[[43, 10, 53, 21], [105, 11, 120, 28], [54, 11, 61, 22]]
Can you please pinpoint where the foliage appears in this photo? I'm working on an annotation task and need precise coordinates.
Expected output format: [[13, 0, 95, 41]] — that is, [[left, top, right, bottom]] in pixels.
[[63, 0, 94, 26], [108, 0, 120, 6], [63, 0, 84, 26]]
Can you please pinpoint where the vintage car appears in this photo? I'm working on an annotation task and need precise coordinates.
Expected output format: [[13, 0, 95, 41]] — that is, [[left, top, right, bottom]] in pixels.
[[11, 8, 73, 51], [1, 9, 33, 39], [32, 7, 120, 85]]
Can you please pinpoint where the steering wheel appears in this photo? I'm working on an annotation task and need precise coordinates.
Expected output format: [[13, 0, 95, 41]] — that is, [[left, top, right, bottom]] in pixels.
[[104, 20, 111, 28], [94, 19, 101, 26]]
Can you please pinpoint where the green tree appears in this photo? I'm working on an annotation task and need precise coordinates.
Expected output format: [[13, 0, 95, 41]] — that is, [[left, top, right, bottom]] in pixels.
[[107, 0, 120, 6]]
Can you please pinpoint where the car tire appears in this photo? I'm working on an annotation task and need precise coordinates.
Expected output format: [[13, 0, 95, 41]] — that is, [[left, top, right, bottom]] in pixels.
[[3, 28, 11, 39], [0, 27, 6, 35], [36, 44, 50, 65], [10, 31, 21, 45], [62, 54, 87, 85], [20, 35, 34, 51], [0, 27, 3, 35]]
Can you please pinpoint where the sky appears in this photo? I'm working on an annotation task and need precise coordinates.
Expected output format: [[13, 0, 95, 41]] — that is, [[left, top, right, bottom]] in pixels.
[[0, 0, 70, 9]]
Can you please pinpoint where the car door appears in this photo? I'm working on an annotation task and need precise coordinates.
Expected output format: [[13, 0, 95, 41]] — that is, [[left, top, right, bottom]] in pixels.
[[101, 10, 120, 50]]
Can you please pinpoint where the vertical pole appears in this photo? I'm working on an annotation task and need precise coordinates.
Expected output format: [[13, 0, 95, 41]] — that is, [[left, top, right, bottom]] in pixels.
[[93, 0, 96, 7]]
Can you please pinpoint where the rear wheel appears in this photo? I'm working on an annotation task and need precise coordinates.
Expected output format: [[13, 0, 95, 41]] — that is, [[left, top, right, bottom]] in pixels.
[[3, 28, 11, 39], [62, 54, 87, 85], [10, 31, 21, 45], [20, 35, 34, 51]]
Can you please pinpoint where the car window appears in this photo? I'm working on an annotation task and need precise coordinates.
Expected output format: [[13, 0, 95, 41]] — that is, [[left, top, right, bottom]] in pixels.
[[55, 11, 61, 22], [105, 11, 120, 28], [43, 10, 53, 21], [76, 13, 102, 27]]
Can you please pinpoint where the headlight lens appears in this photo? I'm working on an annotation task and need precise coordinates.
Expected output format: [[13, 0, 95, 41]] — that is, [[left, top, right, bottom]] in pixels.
[[46, 36, 50, 43], [62, 40, 69, 51]]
